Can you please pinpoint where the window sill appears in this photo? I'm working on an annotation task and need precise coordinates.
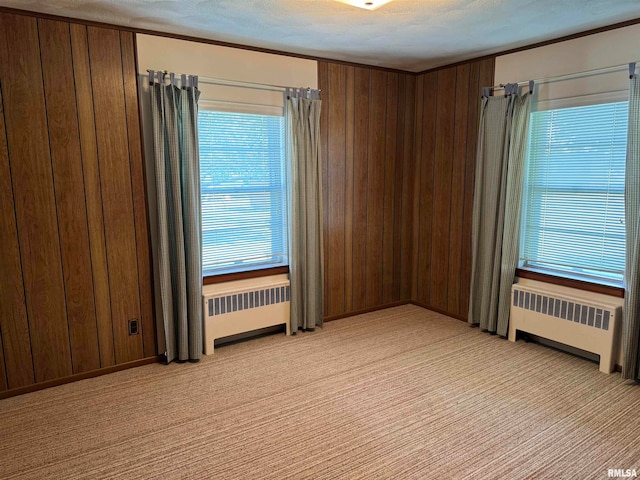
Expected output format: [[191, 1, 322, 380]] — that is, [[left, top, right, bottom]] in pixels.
[[515, 268, 624, 298], [203, 265, 289, 285]]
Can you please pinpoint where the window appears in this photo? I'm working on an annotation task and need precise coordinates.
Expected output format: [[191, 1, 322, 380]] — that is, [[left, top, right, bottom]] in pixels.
[[199, 110, 288, 276], [519, 101, 627, 285]]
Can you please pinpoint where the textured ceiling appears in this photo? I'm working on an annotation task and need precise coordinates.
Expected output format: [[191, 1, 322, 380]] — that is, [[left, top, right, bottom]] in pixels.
[[3, 0, 640, 72]]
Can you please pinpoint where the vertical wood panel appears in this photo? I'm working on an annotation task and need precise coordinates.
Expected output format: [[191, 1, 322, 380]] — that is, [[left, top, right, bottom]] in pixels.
[[351, 67, 370, 311], [429, 67, 457, 310], [0, 78, 34, 389], [39, 18, 101, 374], [416, 73, 437, 305], [318, 62, 330, 316], [88, 26, 143, 363], [120, 31, 156, 357], [479, 59, 496, 96], [399, 74, 416, 300], [447, 63, 470, 314], [411, 76, 425, 301], [459, 61, 481, 318], [0, 329, 6, 391], [392, 75, 406, 303], [382, 73, 398, 304], [70, 23, 115, 367], [344, 66, 355, 312], [0, 13, 73, 382], [327, 63, 346, 316], [365, 70, 386, 308]]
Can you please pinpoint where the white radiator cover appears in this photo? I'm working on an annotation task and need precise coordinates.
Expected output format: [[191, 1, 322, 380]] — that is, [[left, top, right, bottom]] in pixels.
[[509, 282, 621, 373], [202, 274, 291, 355]]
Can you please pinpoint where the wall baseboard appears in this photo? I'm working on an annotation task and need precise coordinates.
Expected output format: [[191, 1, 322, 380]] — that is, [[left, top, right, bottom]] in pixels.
[[323, 300, 467, 323], [0, 356, 163, 400], [324, 301, 411, 322], [409, 301, 467, 322]]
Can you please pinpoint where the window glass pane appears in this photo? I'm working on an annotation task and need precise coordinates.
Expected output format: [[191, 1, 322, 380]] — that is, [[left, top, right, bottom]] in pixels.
[[520, 101, 627, 284], [198, 110, 288, 275]]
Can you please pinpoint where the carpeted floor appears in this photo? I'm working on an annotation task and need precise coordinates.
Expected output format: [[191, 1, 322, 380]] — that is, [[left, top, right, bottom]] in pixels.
[[1, 305, 639, 479]]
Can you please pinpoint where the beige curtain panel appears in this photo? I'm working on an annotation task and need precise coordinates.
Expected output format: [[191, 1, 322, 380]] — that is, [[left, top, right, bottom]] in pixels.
[[149, 71, 203, 363], [622, 67, 640, 380], [469, 84, 532, 337], [287, 88, 324, 332]]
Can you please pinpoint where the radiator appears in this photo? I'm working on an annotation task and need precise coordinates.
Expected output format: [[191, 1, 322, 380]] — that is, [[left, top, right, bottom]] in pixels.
[[508, 283, 621, 373], [202, 274, 291, 355]]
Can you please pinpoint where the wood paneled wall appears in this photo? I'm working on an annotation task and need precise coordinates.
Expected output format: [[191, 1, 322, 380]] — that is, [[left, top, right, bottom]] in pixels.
[[412, 59, 495, 319], [319, 58, 494, 321], [0, 12, 155, 392], [0, 10, 494, 391], [318, 62, 416, 319]]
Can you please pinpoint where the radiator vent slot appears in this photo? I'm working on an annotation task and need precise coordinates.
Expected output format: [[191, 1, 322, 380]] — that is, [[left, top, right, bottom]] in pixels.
[[208, 285, 291, 317], [512, 288, 610, 331]]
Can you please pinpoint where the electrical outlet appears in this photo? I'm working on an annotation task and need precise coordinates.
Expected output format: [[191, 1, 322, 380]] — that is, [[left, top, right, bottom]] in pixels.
[[128, 319, 139, 335]]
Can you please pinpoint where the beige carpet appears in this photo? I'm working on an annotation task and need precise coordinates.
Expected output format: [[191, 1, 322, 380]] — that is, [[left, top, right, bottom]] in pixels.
[[1, 305, 639, 479]]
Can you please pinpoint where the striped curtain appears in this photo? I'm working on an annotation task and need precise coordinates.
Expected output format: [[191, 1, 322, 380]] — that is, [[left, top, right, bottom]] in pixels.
[[469, 84, 532, 336], [286, 88, 324, 332], [149, 72, 203, 363], [622, 67, 640, 380]]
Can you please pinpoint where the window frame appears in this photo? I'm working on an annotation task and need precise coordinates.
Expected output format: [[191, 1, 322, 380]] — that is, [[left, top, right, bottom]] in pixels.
[[203, 265, 289, 285], [515, 268, 624, 298]]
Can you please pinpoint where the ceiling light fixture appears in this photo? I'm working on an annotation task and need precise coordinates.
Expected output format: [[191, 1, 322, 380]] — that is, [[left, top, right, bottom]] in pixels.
[[336, 0, 394, 11]]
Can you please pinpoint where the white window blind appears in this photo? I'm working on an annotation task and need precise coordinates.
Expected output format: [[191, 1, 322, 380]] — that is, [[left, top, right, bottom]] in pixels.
[[198, 110, 288, 276], [520, 101, 627, 284]]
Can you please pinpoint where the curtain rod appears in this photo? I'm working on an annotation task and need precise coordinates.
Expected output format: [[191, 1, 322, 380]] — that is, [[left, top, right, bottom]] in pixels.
[[200, 75, 287, 93], [489, 61, 640, 91], [145, 70, 319, 93], [199, 75, 321, 94]]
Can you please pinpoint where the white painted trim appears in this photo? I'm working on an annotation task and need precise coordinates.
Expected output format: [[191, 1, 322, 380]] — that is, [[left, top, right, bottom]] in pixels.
[[533, 89, 628, 111]]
